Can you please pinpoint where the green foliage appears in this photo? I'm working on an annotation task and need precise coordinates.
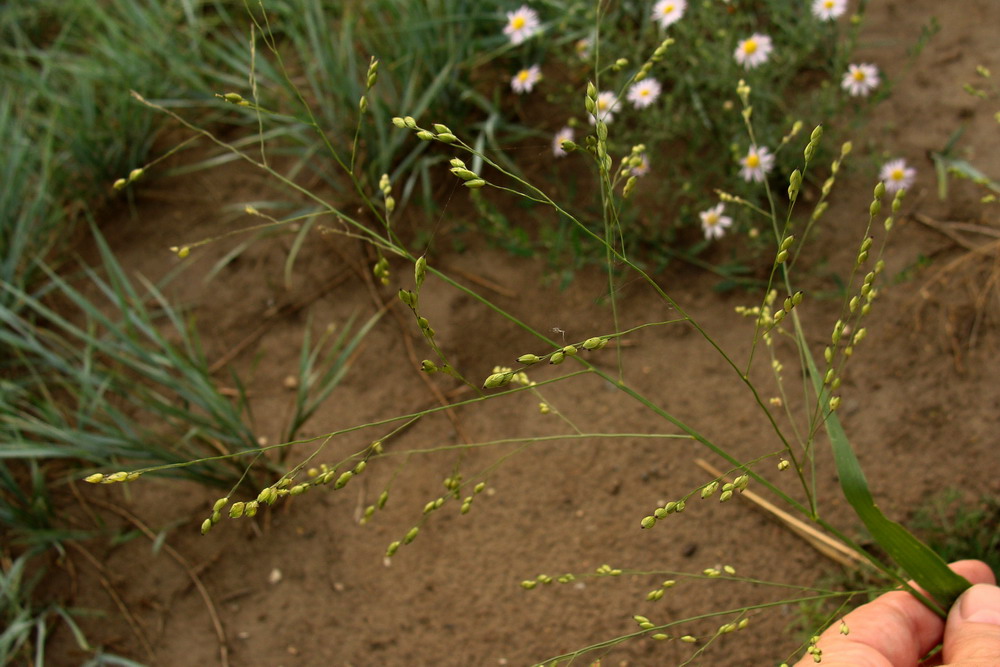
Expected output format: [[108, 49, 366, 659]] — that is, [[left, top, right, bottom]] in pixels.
[[912, 492, 1000, 577]]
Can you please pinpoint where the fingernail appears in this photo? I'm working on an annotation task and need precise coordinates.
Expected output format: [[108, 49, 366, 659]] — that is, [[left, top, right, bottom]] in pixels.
[[957, 584, 1000, 626]]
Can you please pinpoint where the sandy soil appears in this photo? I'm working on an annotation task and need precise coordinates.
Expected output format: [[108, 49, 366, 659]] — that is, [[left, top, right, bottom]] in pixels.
[[41, 1, 1000, 665]]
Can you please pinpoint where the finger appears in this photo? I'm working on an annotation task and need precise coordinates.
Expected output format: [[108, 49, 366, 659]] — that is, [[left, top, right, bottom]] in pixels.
[[797, 560, 995, 667], [943, 583, 1000, 666]]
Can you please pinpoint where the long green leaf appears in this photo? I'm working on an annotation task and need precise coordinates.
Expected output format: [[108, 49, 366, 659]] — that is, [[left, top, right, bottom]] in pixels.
[[805, 348, 970, 614]]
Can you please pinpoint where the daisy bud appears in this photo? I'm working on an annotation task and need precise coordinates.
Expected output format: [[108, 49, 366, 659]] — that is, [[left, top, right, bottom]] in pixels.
[[484, 371, 514, 389], [623, 176, 637, 199], [892, 190, 905, 211], [463, 179, 486, 189], [874, 181, 886, 199], [804, 142, 816, 162], [334, 471, 353, 489], [450, 167, 477, 180], [392, 117, 406, 128], [403, 526, 419, 544], [229, 502, 246, 518], [84, 473, 105, 483], [414, 256, 427, 287], [788, 169, 802, 201]]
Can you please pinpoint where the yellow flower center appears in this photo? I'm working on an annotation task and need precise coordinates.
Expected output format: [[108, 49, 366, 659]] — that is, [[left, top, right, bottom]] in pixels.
[[746, 153, 761, 168], [824, 0, 835, 8], [891, 168, 905, 181], [853, 69, 866, 81], [662, 3, 675, 14], [743, 39, 758, 55], [598, 99, 609, 110], [705, 213, 719, 226], [511, 16, 526, 30], [517, 70, 530, 82]]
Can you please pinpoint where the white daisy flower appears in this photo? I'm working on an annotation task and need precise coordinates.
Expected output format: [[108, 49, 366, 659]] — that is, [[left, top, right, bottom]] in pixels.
[[627, 79, 662, 109], [589, 91, 618, 124], [503, 5, 541, 45], [575, 37, 592, 61], [812, 0, 848, 20], [700, 203, 733, 240], [740, 145, 775, 183], [652, 0, 687, 29], [511, 65, 542, 94], [552, 126, 574, 157], [841, 63, 880, 97], [879, 158, 916, 193], [734, 33, 774, 70]]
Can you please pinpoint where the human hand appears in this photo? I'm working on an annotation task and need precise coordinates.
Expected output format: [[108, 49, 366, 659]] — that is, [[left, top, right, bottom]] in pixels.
[[795, 560, 1000, 666]]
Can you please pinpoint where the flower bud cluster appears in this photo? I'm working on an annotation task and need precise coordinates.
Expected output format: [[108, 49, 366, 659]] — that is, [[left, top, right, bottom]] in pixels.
[[84, 470, 141, 484], [373, 256, 390, 285], [641, 499, 686, 529], [112, 166, 146, 192], [633, 38, 674, 83], [378, 173, 395, 213]]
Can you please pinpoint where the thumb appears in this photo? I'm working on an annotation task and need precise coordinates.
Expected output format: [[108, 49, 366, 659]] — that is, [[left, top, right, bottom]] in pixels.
[[943, 583, 1000, 666]]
